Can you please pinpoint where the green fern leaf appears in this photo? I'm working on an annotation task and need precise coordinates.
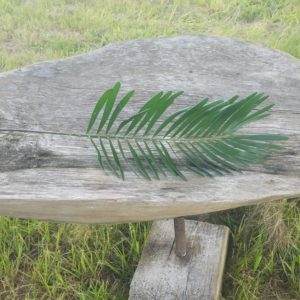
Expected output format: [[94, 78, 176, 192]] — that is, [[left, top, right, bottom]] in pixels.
[[87, 82, 288, 180]]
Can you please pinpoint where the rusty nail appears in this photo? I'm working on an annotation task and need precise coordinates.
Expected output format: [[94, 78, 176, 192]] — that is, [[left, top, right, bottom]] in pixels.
[[174, 217, 187, 257]]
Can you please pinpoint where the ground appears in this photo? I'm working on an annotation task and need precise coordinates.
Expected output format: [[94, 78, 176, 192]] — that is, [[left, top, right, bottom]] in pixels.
[[0, 0, 299, 299]]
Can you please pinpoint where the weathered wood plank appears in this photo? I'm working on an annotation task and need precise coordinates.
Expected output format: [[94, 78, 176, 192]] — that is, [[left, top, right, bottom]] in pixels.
[[129, 220, 229, 300], [0, 36, 299, 223], [0, 168, 299, 223]]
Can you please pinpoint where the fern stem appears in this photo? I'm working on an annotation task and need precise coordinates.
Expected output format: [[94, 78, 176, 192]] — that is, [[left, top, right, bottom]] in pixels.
[[0, 129, 232, 144], [92, 133, 233, 144]]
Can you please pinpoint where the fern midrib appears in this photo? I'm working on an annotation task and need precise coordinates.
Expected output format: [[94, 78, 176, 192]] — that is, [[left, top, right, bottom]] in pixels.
[[93, 133, 233, 144], [0, 129, 233, 143]]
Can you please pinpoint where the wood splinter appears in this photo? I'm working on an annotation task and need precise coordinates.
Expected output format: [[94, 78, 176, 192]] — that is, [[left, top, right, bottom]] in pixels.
[[174, 217, 187, 257]]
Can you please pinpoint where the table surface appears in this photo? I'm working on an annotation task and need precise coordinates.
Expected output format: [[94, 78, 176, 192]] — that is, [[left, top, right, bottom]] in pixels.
[[0, 36, 299, 223]]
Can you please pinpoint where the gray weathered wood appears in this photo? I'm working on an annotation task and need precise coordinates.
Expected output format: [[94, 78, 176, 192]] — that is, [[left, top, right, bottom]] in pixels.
[[0, 36, 299, 223], [129, 220, 229, 300]]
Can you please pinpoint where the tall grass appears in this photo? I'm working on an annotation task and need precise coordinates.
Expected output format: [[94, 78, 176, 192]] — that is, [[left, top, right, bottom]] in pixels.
[[0, 0, 299, 299], [213, 201, 300, 299]]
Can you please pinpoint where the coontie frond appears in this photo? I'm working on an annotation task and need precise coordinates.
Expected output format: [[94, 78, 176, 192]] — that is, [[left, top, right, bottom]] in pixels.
[[87, 82, 287, 180]]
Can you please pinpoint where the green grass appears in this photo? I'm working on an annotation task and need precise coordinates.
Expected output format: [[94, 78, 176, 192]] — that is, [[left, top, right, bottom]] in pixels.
[[213, 201, 300, 299], [0, 219, 151, 299], [0, 0, 299, 299]]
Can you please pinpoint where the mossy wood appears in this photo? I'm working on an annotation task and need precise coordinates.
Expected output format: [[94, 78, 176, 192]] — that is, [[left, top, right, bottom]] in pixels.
[[0, 36, 299, 223]]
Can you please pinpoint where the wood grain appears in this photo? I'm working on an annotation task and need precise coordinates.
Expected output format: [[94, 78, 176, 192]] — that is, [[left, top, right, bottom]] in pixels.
[[0, 36, 299, 223], [129, 220, 229, 300]]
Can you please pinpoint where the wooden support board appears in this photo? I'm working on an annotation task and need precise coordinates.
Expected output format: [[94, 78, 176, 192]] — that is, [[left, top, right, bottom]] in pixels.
[[129, 220, 229, 300]]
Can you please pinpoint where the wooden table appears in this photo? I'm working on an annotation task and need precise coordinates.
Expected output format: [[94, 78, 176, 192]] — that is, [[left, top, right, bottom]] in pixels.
[[0, 36, 299, 299]]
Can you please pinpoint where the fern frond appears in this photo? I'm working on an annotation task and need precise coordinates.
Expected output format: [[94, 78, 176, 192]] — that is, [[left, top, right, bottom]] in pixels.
[[87, 82, 287, 180]]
